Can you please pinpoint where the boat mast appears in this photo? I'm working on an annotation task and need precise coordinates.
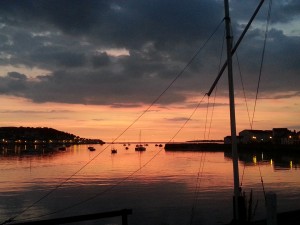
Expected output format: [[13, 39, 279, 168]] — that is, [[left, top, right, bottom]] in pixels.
[[224, 0, 241, 223]]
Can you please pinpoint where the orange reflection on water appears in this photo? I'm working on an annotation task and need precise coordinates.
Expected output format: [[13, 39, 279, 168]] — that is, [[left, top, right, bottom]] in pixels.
[[1, 144, 300, 224]]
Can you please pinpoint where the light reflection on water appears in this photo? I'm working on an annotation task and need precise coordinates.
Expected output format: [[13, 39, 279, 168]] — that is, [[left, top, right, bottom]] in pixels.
[[0, 144, 300, 225]]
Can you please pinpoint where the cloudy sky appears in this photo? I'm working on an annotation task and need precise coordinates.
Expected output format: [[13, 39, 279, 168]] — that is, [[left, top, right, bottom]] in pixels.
[[0, 0, 299, 142]]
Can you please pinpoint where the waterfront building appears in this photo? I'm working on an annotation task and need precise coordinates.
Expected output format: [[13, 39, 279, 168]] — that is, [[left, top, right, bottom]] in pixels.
[[239, 129, 273, 144]]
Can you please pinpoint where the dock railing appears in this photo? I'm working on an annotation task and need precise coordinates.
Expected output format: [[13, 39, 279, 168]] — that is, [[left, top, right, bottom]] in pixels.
[[10, 209, 132, 225]]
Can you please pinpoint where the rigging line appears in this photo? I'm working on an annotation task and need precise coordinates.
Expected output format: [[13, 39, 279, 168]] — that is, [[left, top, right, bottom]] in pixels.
[[251, 0, 273, 202], [0, 18, 225, 225], [203, 96, 210, 140], [240, 162, 246, 187], [175, 33, 228, 223], [257, 160, 266, 200], [169, 93, 207, 142], [235, 50, 253, 130], [170, 94, 211, 224], [197, 153, 207, 207], [164, 96, 209, 224], [207, 87, 217, 140], [234, 50, 250, 186], [230, 33, 251, 186], [190, 152, 207, 225], [208, 27, 226, 139], [251, 0, 272, 128], [189, 152, 206, 225]]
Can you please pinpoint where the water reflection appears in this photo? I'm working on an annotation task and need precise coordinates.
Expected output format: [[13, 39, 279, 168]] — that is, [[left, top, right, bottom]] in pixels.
[[0, 144, 68, 157], [1, 144, 300, 225], [224, 150, 300, 170]]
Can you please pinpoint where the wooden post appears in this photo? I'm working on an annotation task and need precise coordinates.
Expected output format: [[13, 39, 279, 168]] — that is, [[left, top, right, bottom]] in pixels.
[[266, 192, 277, 225], [121, 209, 131, 225], [122, 214, 128, 225]]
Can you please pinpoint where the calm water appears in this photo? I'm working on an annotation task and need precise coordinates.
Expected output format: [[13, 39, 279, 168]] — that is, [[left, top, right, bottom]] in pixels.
[[1, 144, 300, 225]]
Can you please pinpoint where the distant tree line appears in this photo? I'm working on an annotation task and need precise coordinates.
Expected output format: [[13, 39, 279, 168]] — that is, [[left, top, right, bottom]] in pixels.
[[0, 127, 104, 144]]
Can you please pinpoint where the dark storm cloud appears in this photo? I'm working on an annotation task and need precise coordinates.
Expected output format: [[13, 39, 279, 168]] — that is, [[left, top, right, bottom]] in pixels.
[[0, 0, 299, 106], [0, 72, 28, 95], [30, 49, 87, 68], [92, 52, 111, 68], [233, 28, 300, 94], [264, 0, 300, 23], [230, 0, 300, 24]]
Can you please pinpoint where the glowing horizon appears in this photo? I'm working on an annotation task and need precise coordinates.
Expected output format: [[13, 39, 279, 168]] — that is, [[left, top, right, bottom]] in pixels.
[[0, 93, 298, 143]]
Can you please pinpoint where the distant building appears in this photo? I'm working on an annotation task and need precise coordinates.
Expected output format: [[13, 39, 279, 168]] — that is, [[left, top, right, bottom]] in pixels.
[[272, 128, 299, 144], [224, 128, 300, 145], [272, 128, 292, 144], [239, 129, 273, 144]]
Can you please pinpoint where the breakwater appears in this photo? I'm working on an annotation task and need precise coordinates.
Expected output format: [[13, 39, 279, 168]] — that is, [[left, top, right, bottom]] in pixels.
[[164, 142, 300, 154], [164, 142, 230, 151]]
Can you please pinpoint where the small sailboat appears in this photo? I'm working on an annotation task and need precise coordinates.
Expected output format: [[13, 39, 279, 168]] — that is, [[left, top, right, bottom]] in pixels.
[[88, 146, 96, 151], [135, 130, 146, 151], [111, 142, 117, 154], [135, 145, 146, 151]]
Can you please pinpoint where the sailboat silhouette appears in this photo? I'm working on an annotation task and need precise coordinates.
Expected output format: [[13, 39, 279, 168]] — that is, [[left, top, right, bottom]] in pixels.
[[135, 130, 146, 151]]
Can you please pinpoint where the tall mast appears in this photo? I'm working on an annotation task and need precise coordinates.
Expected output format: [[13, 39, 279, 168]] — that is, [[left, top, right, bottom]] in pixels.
[[224, 0, 241, 223]]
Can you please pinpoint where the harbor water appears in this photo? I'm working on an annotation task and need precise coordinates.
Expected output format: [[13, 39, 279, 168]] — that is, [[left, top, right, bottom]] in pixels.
[[1, 144, 300, 225]]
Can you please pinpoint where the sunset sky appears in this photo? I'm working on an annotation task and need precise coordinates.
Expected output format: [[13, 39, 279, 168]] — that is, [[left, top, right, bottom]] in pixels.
[[0, 0, 299, 142]]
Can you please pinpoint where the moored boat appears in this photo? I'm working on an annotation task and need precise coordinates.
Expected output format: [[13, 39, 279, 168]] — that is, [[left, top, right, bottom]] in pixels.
[[88, 146, 96, 151], [135, 130, 146, 151], [135, 145, 146, 151], [58, 146, 66, 151]]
